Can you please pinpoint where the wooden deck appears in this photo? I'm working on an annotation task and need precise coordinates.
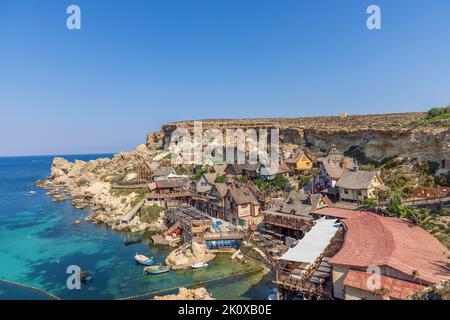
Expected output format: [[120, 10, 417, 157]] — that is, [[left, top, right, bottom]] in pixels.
[[204, 231, 245, 240]]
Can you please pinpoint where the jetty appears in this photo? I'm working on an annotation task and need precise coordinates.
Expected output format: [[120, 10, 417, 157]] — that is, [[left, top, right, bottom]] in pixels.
[[120, 199, 146, 223]]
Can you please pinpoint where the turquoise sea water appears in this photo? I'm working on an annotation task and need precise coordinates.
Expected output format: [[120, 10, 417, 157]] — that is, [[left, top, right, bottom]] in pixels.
[[0, 155, 272, 300]]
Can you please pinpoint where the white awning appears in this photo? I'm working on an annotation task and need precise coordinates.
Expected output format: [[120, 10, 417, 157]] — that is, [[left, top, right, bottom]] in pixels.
[[280, 218, 339, 263]]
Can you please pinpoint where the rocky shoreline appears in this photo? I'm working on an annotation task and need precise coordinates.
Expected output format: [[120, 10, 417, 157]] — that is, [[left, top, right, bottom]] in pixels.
[[153, 287, 214, 300], [35, 145, 165, 233]]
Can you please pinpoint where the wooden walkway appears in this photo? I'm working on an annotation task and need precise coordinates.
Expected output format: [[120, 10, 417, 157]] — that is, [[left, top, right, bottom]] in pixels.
[[204, 231, 245, 240], [120, 199, 146, 223], [147, 192, 193, 199], [111, 183, 147, 189]]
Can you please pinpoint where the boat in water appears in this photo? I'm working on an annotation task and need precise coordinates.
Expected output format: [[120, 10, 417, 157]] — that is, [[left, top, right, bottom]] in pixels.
[[124, 235, 142, 246], [27, 191, 36, 196], [192, 262, 208, 269], [143, 264, 170, 275], [80, 270, 94, 284], [134, 254, 154, 266]]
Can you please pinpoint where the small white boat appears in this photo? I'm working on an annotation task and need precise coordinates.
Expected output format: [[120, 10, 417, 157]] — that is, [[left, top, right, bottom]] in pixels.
[[27, 191, 36, 196], [192, 262, 208, 269], [134, 254, 154, 266]]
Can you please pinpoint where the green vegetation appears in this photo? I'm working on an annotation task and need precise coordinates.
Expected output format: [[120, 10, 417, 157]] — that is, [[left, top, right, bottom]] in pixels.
[[194, 165, 210, 181], [362, 198, 378, 210], [238, 175, 248, 183], [438, 171, 450, 187], [385, 193, 450, 249], [140, 205, 163, 224], [112, 165, 140, 183], [111, 187, 147, 206], [416, 105, 450, 126], [253, 174, 288, 193], [297, 175, 311, 189], [215, 175, 225, 183], [175, 165, 188, 174], [345, 146, 442, 198], [272, 174, 288, 190]]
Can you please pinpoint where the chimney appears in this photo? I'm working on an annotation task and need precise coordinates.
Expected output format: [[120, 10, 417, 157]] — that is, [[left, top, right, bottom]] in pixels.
[[353, 159, 359, 172]]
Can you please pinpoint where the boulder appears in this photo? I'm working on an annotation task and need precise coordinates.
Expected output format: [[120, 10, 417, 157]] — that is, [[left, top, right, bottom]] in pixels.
[[154, 287, 214, 300]]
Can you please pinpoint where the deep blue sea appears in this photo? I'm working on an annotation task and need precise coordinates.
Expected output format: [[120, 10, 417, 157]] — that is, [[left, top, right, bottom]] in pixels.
[[0, 155, 272, 300]]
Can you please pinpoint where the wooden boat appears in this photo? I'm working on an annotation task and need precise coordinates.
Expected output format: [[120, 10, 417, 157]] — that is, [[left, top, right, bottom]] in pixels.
[[134, 254, 154, 266], [80, 270, 94, 284], [143, 265, 170, 275], [124, 235, 142, 246], [192, 262, 208, 269]]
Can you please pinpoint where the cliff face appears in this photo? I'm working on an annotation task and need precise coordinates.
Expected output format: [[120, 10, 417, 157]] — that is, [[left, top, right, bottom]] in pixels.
[[147, 112, 450, 165]]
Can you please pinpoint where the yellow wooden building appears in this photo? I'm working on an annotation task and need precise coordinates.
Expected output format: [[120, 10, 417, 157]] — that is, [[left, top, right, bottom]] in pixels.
[[286, 151, 313, 171]]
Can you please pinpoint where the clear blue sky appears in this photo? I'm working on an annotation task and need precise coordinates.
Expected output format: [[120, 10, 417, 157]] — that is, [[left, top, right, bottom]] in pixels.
[[1, 0, 450, 156]]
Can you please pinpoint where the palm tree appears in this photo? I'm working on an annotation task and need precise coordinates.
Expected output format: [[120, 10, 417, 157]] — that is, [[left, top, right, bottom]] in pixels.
[[386, 193, 404, 217], [363, 198, 378, 212], [410, 209, 433, 230]]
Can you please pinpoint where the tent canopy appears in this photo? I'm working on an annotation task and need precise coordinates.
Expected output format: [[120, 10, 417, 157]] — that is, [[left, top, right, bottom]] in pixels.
[[280, 218, 339, 263]]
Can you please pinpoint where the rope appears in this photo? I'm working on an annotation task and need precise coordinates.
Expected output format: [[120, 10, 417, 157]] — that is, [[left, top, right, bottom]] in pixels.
[[0, 278, 62, 300], [118, 268, 262, 300], [1, 268, 264, 301]]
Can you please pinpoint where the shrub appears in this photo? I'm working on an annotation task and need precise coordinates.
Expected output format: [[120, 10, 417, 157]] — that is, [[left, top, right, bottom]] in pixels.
[[140, 205, 163, 223], [215, 175, 225, 183], [272, 174, 288, 191]]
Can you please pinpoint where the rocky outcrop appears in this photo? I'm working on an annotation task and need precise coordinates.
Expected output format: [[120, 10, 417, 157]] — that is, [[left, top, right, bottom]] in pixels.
[[153, 287, 214, 300], [165, 242, 215, 270], [147, 112, 450, 165], [35, 145, 163, 232]]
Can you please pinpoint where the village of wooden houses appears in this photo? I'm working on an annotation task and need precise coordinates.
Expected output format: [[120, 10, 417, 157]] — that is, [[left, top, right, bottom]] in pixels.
[[109, 142, 450, 301]]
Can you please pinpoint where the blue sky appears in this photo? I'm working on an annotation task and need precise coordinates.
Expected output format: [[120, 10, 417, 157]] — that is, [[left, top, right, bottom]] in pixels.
[[1, 0, 450, 156]]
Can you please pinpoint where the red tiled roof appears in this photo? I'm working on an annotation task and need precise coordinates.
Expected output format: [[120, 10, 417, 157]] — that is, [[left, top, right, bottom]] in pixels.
[[313, 207, 368, 220], [343, 269, 425, 300], [330, 214, 450, 285]]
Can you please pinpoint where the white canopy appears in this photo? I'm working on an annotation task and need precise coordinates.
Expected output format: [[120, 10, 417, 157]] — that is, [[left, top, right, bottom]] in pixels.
[[280, 218, 339, 263]]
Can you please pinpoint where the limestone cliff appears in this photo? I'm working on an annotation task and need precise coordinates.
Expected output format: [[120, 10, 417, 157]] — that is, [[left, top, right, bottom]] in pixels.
[[147, 112, 450, 165]]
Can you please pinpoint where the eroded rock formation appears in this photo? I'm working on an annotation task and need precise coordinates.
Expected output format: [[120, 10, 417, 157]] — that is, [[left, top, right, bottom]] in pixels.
[[147, 112, 450, 165]]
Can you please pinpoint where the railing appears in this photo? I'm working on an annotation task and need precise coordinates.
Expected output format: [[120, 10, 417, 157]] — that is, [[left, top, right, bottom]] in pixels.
[[204, 231, 245, 240], [111, 182, 148, 189], [264, 214, 309, 231], [147, 191, 194, 199]]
